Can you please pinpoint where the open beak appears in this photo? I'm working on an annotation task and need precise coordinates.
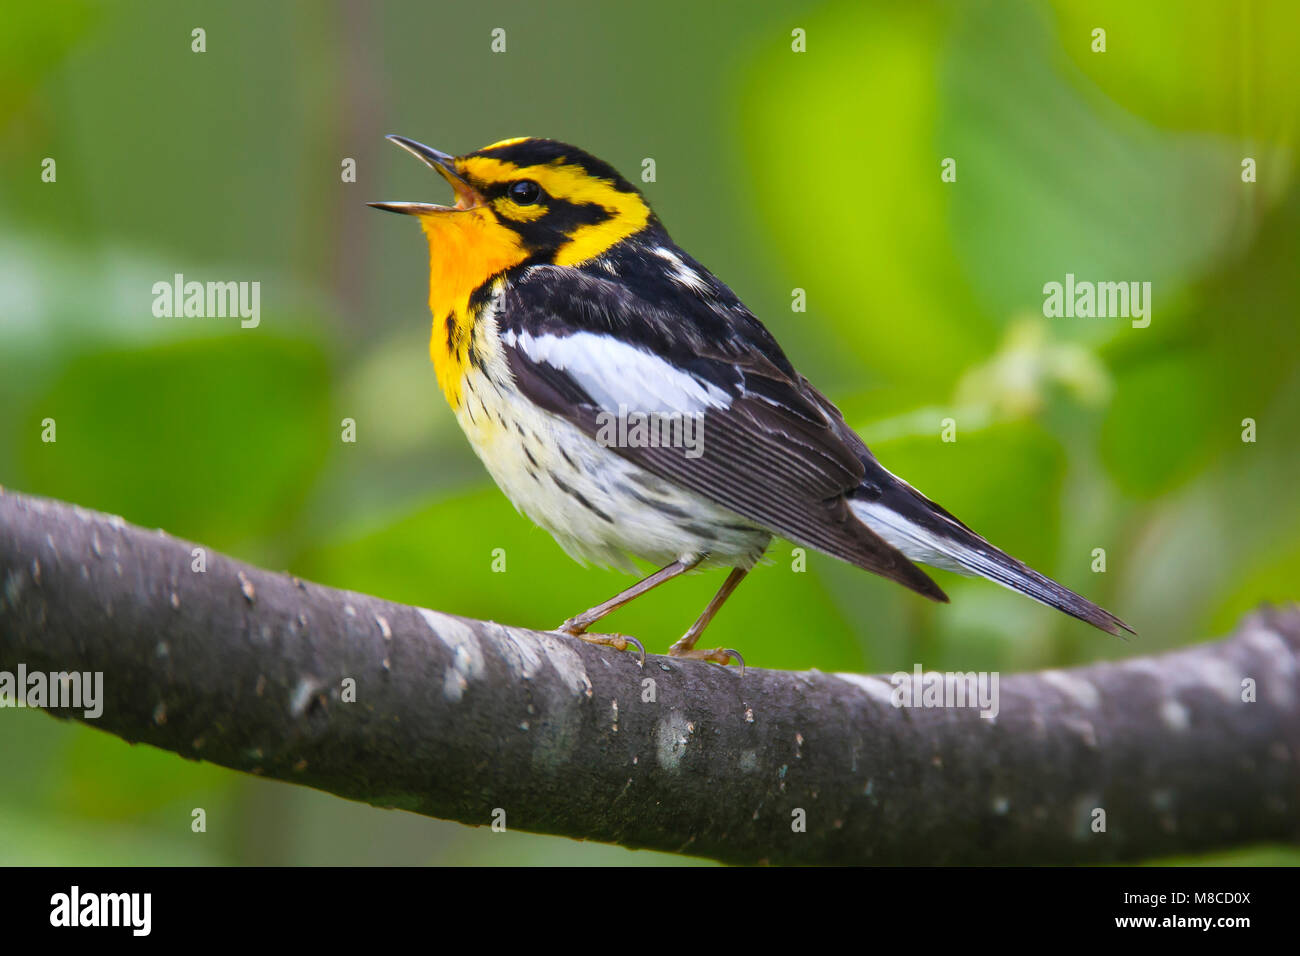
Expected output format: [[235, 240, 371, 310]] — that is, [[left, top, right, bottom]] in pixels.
[[368, 135, 482, 215]]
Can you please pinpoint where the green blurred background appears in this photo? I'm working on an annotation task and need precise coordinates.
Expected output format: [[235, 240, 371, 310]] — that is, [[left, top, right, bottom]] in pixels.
[[2, 0, 1297, 864]]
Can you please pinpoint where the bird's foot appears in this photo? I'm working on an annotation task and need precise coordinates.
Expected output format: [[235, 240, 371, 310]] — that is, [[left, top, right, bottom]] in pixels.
[[667, 640, 745, 675], [555, 623, 646, 666]]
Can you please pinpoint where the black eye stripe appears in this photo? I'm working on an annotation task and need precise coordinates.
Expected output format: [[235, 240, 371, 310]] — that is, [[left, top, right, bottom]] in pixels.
[[492, 197, 614, 251], [550, 200, 613, 228]]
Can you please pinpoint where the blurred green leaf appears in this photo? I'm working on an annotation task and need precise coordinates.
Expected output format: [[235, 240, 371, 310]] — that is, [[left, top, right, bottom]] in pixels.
[[943, 1, 1262, 332], [0, 806, 224, 866], [738, 1, 992, 399], [0, 0, 101, 125], [57, 735, 232, 821], [1208, 532, 1300, 635], [17, 335, 332, 552], [1051, 0, 1300, 151], [1100, 350, 1218, 497]]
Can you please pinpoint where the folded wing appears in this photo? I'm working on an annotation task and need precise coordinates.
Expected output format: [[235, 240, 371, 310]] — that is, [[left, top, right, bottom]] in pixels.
[[496, 267, 947, 602]]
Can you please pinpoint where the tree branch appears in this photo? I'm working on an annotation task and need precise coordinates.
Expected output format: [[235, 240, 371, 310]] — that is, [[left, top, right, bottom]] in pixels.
[[1, 488, 1297, 864]]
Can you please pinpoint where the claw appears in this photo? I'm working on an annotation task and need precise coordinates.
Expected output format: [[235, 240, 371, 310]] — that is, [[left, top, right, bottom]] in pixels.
[[666, 643, 746, 674], [628, 635, 647, 667], [555, 627, 646, 666]]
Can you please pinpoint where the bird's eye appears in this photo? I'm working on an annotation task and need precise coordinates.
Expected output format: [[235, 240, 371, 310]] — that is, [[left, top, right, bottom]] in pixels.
[[508, 180, 542, 205]]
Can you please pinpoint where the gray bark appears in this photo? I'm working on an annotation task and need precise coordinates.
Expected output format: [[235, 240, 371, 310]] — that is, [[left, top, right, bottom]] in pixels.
[[1, 488, 1297, 864]]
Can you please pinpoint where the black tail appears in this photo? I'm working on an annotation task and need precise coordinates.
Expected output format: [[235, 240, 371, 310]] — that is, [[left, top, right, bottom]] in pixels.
[[848, 466, 1135, 638]]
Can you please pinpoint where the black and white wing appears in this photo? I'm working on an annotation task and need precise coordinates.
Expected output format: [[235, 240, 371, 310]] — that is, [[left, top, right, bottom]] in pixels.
[[495, 266, 947, 602]]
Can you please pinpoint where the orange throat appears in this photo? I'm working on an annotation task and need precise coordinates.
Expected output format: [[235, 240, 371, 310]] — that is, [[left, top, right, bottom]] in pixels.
[[420, 208, 527, 407]]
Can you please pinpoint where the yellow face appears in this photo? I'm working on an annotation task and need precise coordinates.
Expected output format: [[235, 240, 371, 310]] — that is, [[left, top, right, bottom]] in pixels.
[[451, 141, 652, 268], [371, 136, 655, 408]]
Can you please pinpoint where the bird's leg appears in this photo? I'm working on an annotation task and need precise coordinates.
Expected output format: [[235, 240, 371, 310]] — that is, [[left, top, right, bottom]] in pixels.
[[557, 555, 705, 660], [668, 566, 749, 671]]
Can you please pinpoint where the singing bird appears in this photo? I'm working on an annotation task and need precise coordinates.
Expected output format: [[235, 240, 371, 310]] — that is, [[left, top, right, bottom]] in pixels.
[[371, 135, 1132, 668]]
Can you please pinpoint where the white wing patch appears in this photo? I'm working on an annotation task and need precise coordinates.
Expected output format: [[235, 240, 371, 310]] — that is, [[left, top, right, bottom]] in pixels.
[[501, 328, 731, 414], [651, 246, 711, 293]]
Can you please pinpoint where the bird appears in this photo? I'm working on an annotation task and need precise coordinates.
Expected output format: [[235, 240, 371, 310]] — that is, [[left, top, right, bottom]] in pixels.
[[370, 134, 1133, 668]]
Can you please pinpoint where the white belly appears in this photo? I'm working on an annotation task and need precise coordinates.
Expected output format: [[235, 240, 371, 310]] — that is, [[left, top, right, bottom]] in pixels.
[[453, 312, 769, 572]]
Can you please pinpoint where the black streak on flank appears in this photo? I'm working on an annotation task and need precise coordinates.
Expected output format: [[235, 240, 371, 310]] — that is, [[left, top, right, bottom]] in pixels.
[[551, 473, 613, 523], [682, 524, 721, 540], [625, 485, 689, 519]]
